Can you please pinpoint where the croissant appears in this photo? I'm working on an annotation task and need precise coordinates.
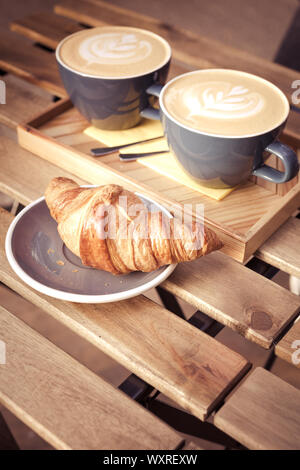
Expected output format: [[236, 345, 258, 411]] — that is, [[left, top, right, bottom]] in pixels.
[[45, 177, 222, 275]]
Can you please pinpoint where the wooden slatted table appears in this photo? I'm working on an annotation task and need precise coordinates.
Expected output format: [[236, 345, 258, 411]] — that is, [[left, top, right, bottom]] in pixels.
[[256, 217, 300, 277], [0, 306, 184, 450], [0, 74, 53, 129], [214, 367, 300, 450], [0, 0, 300, 451]]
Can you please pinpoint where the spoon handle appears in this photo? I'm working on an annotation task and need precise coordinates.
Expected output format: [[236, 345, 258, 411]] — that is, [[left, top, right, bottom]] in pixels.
[[119, 150, 169, 162], [91, 135, 164, 156]]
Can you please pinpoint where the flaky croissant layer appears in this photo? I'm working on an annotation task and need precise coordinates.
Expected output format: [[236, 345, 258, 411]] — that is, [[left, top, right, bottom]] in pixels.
[[45, 177, 222, 274]]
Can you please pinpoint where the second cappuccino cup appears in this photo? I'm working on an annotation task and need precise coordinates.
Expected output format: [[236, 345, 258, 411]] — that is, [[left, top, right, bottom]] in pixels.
[[142, 69, 299, 188], [56, 26, 171, 130]]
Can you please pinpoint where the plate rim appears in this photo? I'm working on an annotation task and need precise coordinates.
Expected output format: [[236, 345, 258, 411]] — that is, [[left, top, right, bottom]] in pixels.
[[5, 191, 177, 303]]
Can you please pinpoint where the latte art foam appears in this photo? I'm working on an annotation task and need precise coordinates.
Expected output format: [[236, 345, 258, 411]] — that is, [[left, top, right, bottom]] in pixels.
[[183, 82, 264, 120], [58, 26, 171, 78], [162, 70, 289, 137], [79, 33, 152, 65]]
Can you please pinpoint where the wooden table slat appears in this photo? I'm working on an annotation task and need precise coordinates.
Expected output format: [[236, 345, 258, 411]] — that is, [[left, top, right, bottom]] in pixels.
[[0, 306, 182, 450], [162, 252, 300, 348], [10, 12, 83, 50], [0, 31, 65, 97], [0, 136, 85, 205], [0, 207, 250, 421], [214, 367, 300, 450], [0, 74, 53, 129], [256, 217, 300, 277]]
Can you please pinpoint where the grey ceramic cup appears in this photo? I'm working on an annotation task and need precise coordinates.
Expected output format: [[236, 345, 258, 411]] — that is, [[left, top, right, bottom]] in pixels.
[[141, 72, 299, 189], [56, 30, 171, 130]]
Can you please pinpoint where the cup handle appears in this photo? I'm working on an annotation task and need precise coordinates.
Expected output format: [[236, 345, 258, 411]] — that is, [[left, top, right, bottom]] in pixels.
[[140, 84, 163, 120], [252, 141, 299, 183]]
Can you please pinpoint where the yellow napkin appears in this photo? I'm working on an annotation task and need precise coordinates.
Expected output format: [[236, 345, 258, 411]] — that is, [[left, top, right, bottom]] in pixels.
[[84, 120, 236, 201]]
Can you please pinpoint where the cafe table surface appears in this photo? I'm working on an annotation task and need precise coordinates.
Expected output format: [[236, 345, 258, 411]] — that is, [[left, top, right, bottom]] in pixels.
[[0, 0, 300, 451]]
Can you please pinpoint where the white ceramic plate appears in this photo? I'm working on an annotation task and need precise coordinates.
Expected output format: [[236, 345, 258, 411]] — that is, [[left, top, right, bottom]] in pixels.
[[5, 190, 176, 303]]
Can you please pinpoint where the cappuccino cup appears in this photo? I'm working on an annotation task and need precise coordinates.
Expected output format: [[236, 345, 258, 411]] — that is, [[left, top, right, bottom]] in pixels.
[[142, 69, 299, 188], [56, 26, 171, 130]]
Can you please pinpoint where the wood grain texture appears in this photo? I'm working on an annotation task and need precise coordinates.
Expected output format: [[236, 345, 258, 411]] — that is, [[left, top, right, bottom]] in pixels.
[[0, 75, 53, 129], [0, 122, 17, 142], [214, 367, 300, 450], [162, 252, 300, 348], [0, 306, 182, 450], [17, 102, 300, 263], [0, 136, 85, 206], [133, 0, 298, 61], [276, 319, 300, 368], [0, 31, 65, 97], [0, 208, 250, 421], [256, 217, 300, 277], [243, 182, 300, 261], [10, 12, 83, 50]]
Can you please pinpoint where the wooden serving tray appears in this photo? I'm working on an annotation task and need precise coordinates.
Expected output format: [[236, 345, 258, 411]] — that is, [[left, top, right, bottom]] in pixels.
[[18, 98, 300, 263]]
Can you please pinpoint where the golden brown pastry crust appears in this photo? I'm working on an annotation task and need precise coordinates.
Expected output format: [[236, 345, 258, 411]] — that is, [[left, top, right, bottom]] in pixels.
[[45, 177, 223, 274]]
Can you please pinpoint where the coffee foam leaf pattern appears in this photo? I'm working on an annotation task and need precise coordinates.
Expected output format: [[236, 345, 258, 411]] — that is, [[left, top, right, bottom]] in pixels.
[[58, 26, 170, 78], [79, 33, 152, 66], [173, 82, 265, 121], [162, 70, 288, 137]]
